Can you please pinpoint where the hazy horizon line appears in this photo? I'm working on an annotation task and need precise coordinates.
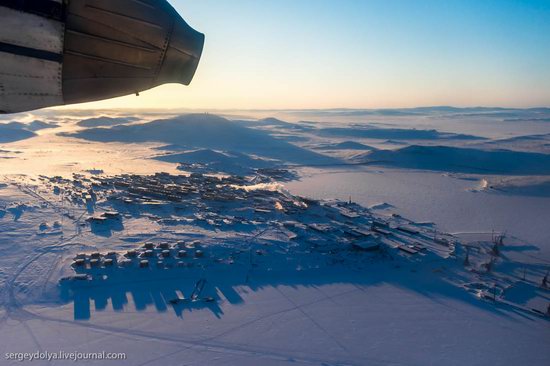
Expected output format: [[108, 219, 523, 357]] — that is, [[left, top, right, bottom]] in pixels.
[[49, 105, 550, 113]]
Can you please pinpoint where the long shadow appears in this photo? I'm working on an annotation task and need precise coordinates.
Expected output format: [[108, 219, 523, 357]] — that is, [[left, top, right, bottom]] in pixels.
[[60, 269, 226, 320], [8, 204, 28, 221], [90, 220, 124, 238], [57, 252, 541, 322]]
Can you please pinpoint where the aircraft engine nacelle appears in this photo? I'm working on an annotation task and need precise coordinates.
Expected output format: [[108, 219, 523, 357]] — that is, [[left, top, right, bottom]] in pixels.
[[0, 0, 205, 113]]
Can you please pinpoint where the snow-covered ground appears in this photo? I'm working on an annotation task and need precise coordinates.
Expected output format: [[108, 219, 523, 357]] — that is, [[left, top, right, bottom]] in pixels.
[[1, 108, 549, 365]]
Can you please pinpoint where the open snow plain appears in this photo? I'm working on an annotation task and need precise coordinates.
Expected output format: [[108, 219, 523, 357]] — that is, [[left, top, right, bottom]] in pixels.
[[0, 107, 549, 365]]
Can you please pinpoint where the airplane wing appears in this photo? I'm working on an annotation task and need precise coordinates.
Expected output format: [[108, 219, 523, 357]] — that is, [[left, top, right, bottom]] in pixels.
[[0, 0, 204, 113]]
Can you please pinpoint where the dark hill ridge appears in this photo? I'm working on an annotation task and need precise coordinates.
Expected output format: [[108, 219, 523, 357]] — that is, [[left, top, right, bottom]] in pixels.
[[317, 127, 485, 141], [77, 116, 140, 128], [314, 141, 376, 150], [240, 117, 313, 132], [356, 145, 550, 175], [289, 106, 550, 117], [63, 114, 339, 166], [0, 123, 37, 143], [24, 120, 59, 131]]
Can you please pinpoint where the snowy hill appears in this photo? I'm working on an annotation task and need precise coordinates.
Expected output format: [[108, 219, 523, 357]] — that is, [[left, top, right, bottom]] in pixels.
[[64, 114, 339, 165]]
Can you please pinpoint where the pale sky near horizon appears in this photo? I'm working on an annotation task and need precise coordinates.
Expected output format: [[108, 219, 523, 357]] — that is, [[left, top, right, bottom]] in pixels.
[[70, 0, 550, 110]]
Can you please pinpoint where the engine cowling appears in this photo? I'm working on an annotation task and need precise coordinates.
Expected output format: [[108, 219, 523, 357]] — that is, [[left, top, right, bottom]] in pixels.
[[0, 0, 204, 113]]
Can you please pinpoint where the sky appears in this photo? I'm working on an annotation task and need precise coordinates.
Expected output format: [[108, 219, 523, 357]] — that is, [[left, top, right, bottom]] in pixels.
[[74, 0, 550, 110]]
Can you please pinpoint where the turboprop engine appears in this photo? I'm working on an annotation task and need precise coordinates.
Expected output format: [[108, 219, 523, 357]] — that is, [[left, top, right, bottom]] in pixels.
[[0, 0, 204, 113]]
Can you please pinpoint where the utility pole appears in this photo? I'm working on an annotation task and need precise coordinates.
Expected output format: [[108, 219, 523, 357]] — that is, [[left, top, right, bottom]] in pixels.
[[492, 242, 499, 256]]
